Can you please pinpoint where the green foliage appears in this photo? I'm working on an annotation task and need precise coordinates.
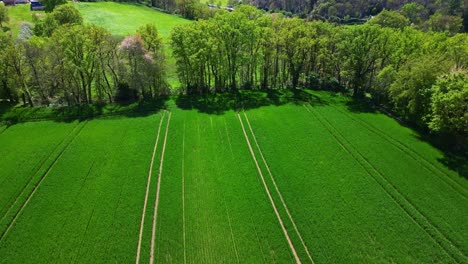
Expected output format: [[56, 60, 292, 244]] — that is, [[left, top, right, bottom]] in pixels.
[[51, 4, 83, 25], [339, 24, 395, 97], [400, 3, 427, 24], [33, 14, 58, 37], [40, 0, 67, 12], [33, 4, 82, 37], [424, 12, 463, 35], [445, 33, 468, 68], [429, 70, 468, 138], [368, 9, 409, 29], [0, 2, 8, 28], [389, 56, 451, 125], [137, 24, 162, 53]]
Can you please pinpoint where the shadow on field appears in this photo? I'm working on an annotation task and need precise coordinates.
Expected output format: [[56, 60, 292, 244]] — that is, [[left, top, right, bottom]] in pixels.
[[415, 133, 468, 180], [438, 152, 468, 180], [0, 97, 168, 126], [175, 89, 327, 115], [345, 100, 377, 113]]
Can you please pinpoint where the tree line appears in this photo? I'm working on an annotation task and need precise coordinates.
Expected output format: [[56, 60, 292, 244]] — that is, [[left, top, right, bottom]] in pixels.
[[170, 6, 467, 145], [0, 4, 466, 146], [0, 5, 167, 106], [249, 0, 467, 32]]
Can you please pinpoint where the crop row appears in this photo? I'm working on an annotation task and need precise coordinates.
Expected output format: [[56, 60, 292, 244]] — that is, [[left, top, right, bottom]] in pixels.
[[0, 115, 162, 262], [243, 104, 457, 263]]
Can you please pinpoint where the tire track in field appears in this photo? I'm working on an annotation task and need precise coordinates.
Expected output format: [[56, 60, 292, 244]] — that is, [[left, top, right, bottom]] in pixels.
[[136, 112, 166, 264], [243, 112, 316, 264], [331, 105, 468, 199], [150, 111, 171, 264], [223, 117, 235, 158], [223, 198, 240, 264], [223, 116, 267, 261], [249, 214, 268, 263], [182, 118, 187, 264], [304, 104, 467, 263], [237, 113, 301, 264], [72, 208, 96, 264], [0, 121, 88, 242], [0, 121, 81, 223]]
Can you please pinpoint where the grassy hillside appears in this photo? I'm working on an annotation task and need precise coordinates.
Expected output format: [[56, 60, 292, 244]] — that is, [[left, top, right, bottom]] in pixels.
[[73, 2, 191, 38]]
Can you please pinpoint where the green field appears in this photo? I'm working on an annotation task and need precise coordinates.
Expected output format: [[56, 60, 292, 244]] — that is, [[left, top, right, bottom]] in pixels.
[[74, 2, 191, 38], [6, 3, 190, 38], [0, 91, 466, 263]]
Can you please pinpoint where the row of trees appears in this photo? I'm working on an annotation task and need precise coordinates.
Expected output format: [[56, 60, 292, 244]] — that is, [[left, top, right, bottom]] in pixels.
[[170, 6, 467, 143], [248, 0, 466, 32], [0, 5, 167, 106]]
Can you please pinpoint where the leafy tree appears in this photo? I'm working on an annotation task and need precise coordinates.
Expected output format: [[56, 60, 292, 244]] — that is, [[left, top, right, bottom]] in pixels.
[[40, 0, 67, 13], [400, 3, 427, 24], [339, 24, 394, 97], [389, 56, 452, 125], [447, 0, 462, 16], [279, 17, 313, 88], [52, 4, 83, 25], [429, 69, 468, 146], [0, 31, 17, 103], [33, 14, 58, 37], [0, 2, 9, 28], [424, 12, 463, 35], [369, 9, 409, 29], [52, 25, 108, 104], [120, 30, 167, 99], [21, 37, 51, 104], [137, 24, 162, 54], [445, 34, 468, 68], [5, 44, 34, 106]]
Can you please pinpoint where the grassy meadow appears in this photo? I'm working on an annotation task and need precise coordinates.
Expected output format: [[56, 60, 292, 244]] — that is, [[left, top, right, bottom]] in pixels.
[[0, 91, 466, 263], [74, 2, 191, 38], [0, 115, 163, 262]]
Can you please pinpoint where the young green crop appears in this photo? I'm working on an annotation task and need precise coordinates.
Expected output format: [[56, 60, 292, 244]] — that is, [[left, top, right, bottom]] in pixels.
[[0, 121, 78, 232], [244, 103, 461, 262], [149, 109, 295, 263], [0, 91, 465, 263], [0, 115, 163, 262]]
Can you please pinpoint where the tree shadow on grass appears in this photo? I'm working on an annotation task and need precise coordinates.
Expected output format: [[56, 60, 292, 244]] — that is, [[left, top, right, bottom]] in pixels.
[[310, 94, 468, 180], [0, 97, 169, 126], [175, 89, 327, 115], [438, 152, 468, 180], [414, 133, 468, 180], [345, 98, 378, 113]]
